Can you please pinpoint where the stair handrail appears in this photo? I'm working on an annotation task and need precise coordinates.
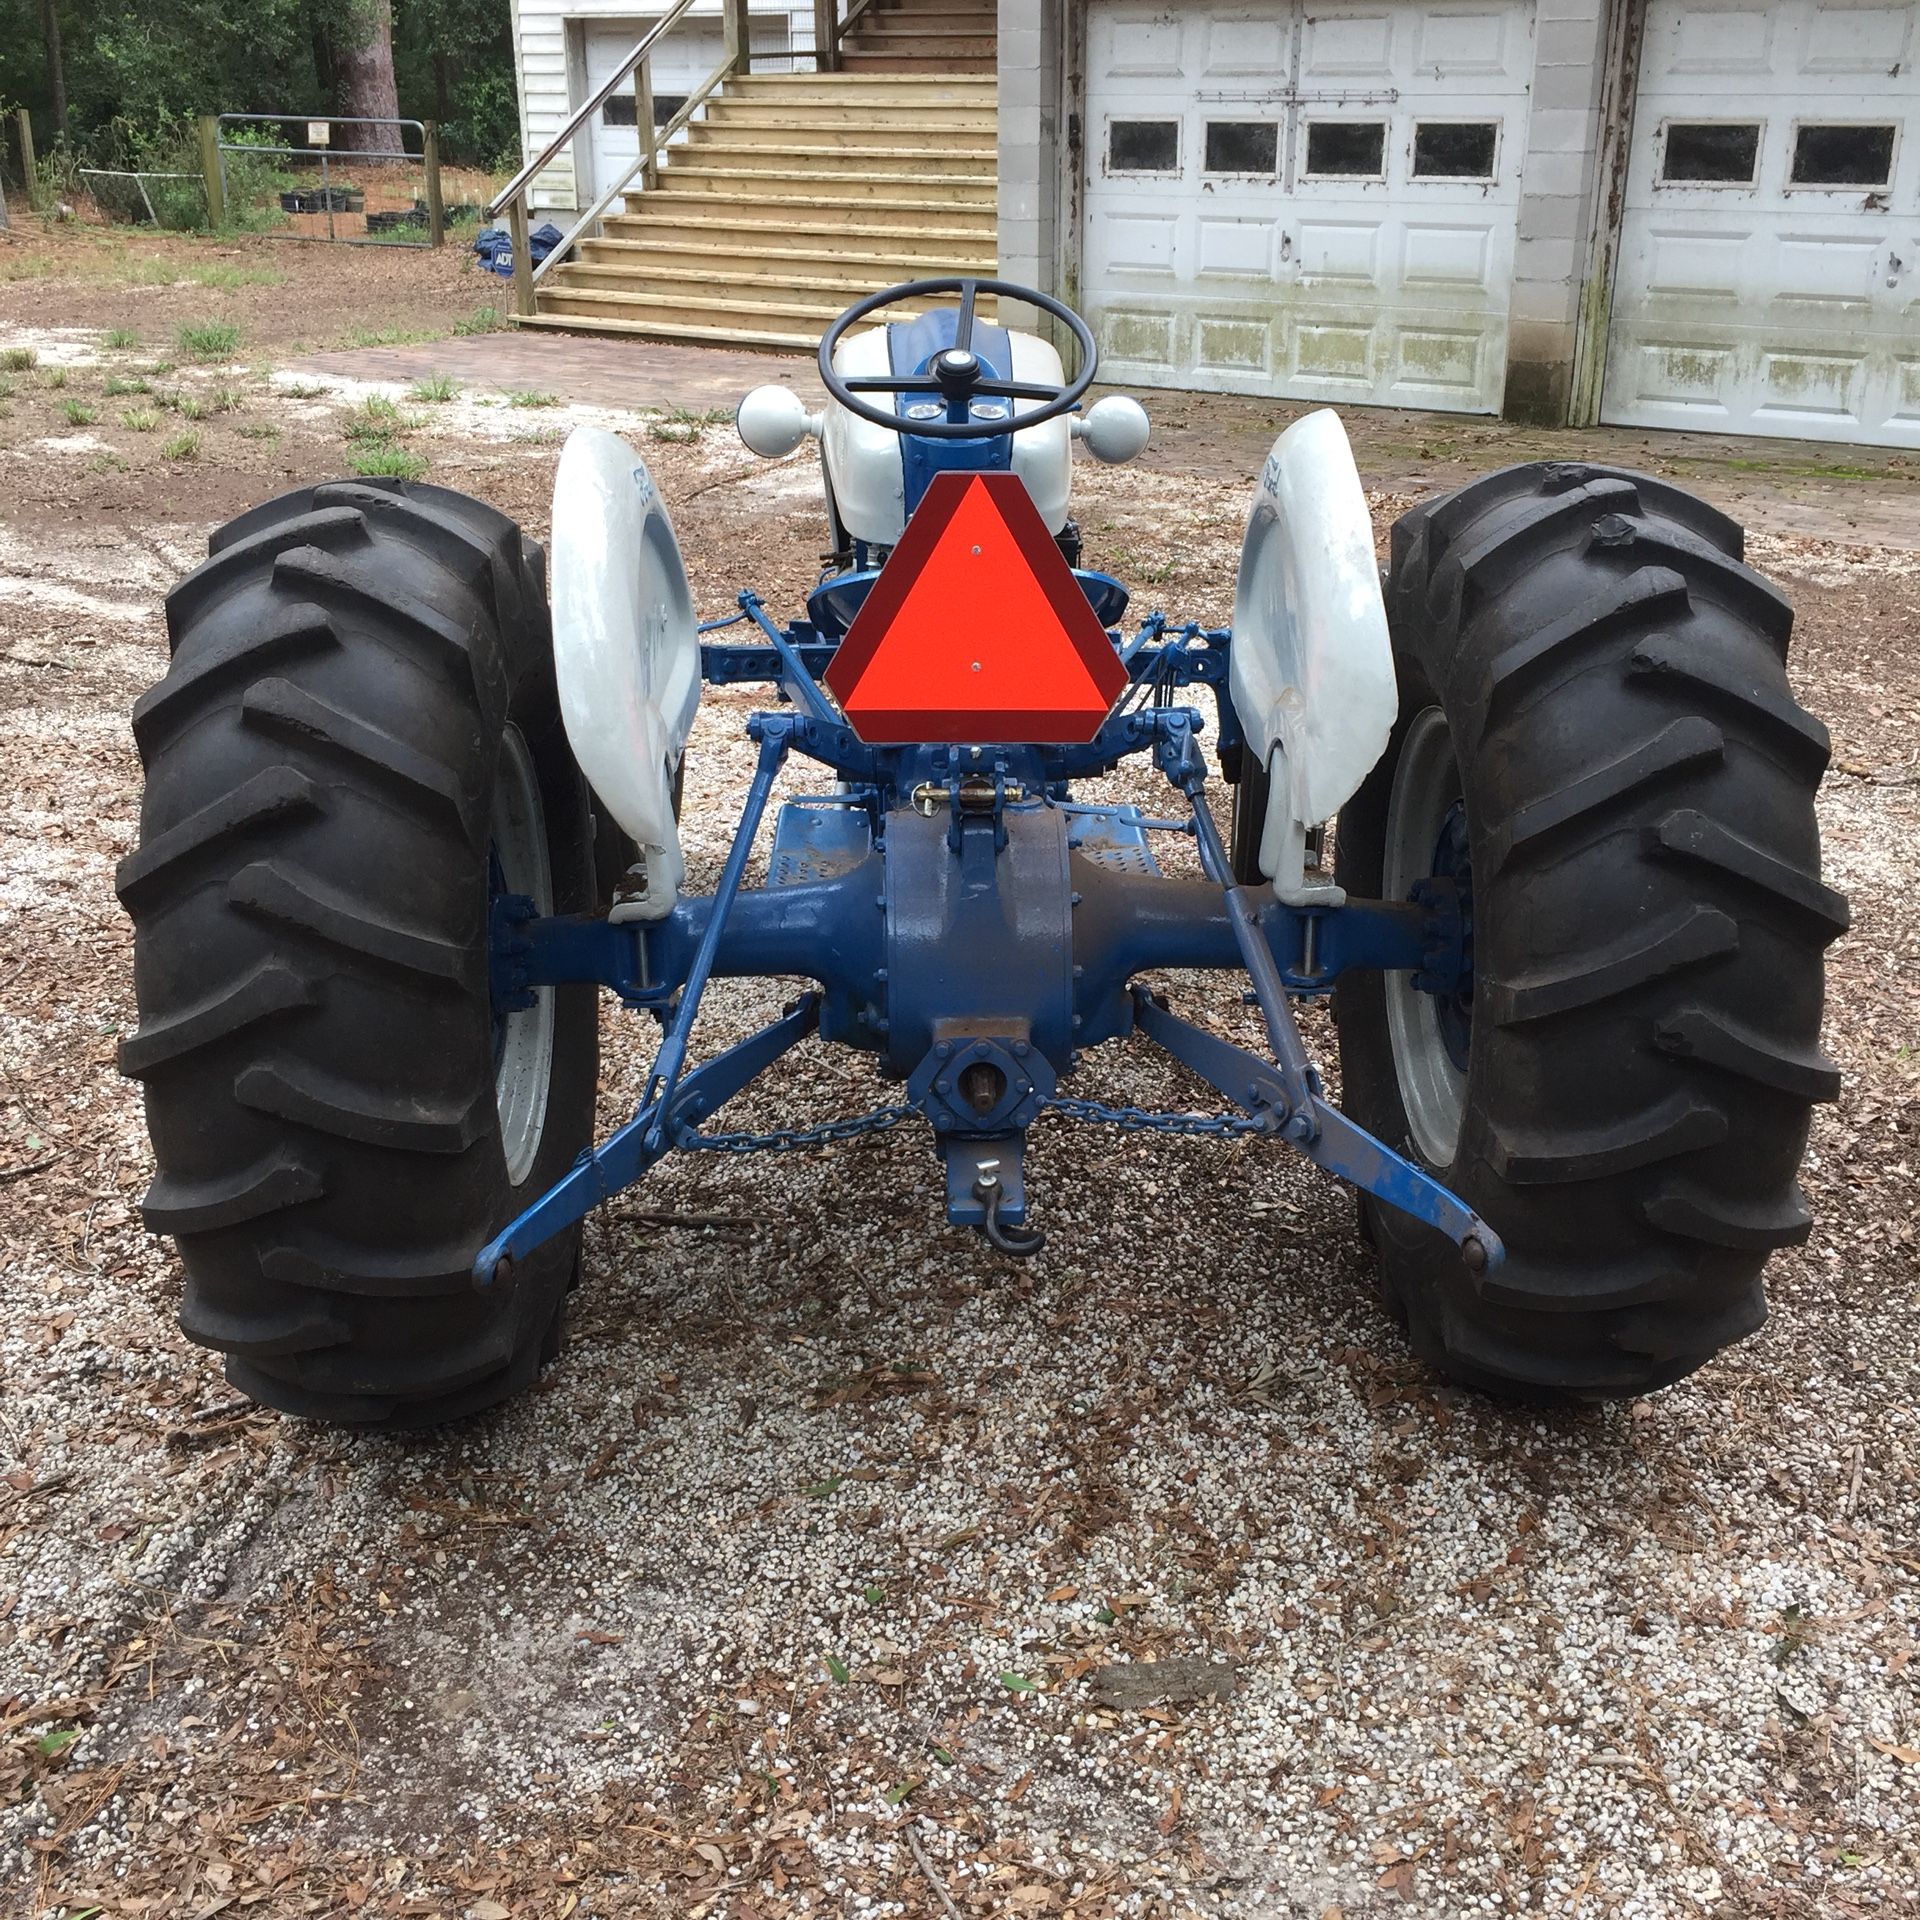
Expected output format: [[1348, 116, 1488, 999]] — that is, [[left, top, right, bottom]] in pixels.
[[487, 0, 750, 318]]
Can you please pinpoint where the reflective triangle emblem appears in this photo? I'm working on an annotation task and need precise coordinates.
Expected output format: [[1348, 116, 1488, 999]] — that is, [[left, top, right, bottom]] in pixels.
[[824, 471, 1129, 745]]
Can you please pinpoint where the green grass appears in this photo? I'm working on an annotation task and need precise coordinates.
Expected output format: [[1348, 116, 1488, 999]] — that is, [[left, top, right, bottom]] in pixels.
[[122, 407, 160, 432], [0, 377, 14, 401], [130, 260, 283, 291], [408, 373, 459, 404], [177, 320, 241, 360], [61, 398, 95, 426], [41, 366, 68, 390], [143, 359, 178, 376], [344, 393, 424, 443], [235, 421, 281, 441], [102, 375, 150, 398], [207, 385, 246, 413], [0, 346, 38, 372], [507, 389, 558, 409], [349, 441, 428, 480], [452, 304, 502, 336], [162, 430, 201, 460], [279, 380, 329, 400], [648, 406, 731, 444], [88, 450, 131, 473], [101, 327, 139, 350]]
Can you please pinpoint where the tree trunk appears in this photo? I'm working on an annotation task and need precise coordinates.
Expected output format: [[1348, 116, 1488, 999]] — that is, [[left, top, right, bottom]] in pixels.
[[40, 0, 68, 141], [331, 0, 401, 154]]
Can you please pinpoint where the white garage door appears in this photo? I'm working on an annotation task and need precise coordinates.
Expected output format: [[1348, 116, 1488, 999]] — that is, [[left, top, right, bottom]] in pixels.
[[1082, 1, 1536, 412], [582, 13, 794, 203], [1602, 0, 1920, 446]]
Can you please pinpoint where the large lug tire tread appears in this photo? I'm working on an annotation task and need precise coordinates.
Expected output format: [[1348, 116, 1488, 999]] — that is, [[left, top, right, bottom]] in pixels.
[[120, 479, 598, 1429], [1334, 460, 1844, 1401]]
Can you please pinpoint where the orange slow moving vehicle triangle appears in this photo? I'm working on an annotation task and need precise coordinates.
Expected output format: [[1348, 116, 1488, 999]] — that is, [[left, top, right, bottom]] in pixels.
[[824, 471, 1129, 744]]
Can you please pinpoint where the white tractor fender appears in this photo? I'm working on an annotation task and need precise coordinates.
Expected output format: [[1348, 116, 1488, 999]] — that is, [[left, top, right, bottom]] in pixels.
[[549, 426, 700, 921], [1228, 409, 1397, 901]]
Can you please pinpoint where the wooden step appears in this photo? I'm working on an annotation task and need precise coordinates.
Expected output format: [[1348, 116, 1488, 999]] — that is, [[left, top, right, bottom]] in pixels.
[[689, 114, 998, 150], [564, 256, 999, 303], [603, 205, 993, 244], [653, 163, 996, 199], [680, 139, 997, 177], [579, 236, 992, 274], [535, 283, 960, 335], [519, 310, 825, 352], [839, 53, 998, 72], [617, 190, 997, 233], [727, 75, 995, 106], [846, 28, 997, 54]]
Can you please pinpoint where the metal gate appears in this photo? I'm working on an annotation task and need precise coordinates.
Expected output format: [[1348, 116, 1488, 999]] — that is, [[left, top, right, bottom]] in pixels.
[[215, 115, 455, 246]]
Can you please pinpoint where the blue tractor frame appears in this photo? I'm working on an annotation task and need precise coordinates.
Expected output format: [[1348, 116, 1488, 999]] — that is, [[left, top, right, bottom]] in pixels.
[[476, 595, 1499, 1291]]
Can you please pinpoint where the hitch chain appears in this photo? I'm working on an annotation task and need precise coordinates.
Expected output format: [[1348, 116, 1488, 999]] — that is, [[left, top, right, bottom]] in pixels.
[[677, 1104, 917, 1154], [679, 1097, 1280, 1155], [1042, 1097, 1276, 1139]]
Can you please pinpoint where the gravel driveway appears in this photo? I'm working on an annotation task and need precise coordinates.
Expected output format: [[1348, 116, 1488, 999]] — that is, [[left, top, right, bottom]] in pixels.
[[1, 236, 1917, 1920]]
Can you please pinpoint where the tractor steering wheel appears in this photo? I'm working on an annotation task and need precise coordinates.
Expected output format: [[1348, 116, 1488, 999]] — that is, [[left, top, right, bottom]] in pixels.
[[817, 276, 1099, 443]]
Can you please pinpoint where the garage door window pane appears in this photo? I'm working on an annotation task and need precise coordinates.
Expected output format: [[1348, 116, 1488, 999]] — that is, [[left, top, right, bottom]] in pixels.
[[1412, 122, 1498, 179], [1790, 123, 1896, 187], [602, 92, 686, 129], [1305, 121, 1386, 178], [1110, 120, 1179, 173], [1662, 122, 1762, 183], [1205, 121, 1278, 174]]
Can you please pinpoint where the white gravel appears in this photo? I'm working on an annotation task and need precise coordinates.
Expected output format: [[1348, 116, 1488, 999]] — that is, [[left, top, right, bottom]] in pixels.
[[0, 395, 1915, 1920]]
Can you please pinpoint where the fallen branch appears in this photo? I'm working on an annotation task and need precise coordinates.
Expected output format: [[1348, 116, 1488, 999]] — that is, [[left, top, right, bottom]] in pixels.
[[904, 1822, 965, 1920]]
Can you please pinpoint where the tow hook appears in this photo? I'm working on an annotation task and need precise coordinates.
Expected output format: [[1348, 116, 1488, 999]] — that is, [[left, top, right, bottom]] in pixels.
[[973, 1171, 1046, 1258]]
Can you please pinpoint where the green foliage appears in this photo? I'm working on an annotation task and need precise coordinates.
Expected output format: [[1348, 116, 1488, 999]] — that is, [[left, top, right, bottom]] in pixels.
[[507, 389, 557, 409], [4, 0, 519, 176], [452, 305, 502, 337], [409, 374, 458, 403], [61, 398, 96, 425], [178, 320, 241, 360], [349, 442, 428, 480], [1, 347, 38, 372], [161, 429, 201, 460], [121, 406, 159, 431], [101, 328, 138, 350]]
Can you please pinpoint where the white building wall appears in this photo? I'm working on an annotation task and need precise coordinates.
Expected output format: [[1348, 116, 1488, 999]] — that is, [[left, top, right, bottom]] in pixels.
[[509, 0, 817, 213]]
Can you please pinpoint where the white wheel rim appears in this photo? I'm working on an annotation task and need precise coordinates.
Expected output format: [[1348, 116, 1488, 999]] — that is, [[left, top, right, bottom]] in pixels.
[[1382, 706, 1469, 1169], [492, 725, 554, 1188]]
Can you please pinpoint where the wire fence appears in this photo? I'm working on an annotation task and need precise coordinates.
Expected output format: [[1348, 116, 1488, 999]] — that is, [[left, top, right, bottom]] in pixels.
[[77, 167, 209, 230], [214, 114, 475, 246]]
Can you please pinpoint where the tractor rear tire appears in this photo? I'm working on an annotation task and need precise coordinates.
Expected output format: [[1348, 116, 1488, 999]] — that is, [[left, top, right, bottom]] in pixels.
[[1333, 461, 1845, 1400], [118, 480, 598, 1428]]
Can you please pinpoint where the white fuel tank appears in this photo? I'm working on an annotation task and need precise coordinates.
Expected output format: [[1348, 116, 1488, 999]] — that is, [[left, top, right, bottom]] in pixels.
[[821, 326, 1074, 547]]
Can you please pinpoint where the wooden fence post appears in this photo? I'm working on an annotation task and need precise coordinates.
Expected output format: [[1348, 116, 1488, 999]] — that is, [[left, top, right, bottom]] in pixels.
[[16, 109, 39, 211], [197, 115, 226, 229], [422, 121, 446, 246]]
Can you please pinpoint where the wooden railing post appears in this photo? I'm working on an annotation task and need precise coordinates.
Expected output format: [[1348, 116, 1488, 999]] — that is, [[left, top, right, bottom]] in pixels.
[[724, 0, 751, 72], [422, 121, 446, 245], [813, 0, 840, 70], [636, 52, 658, 191], [508, 196, 535, 318]]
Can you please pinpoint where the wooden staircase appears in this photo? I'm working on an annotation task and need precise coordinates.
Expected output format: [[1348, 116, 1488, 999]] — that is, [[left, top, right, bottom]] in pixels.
[[841, 0, 997, 73], [522, 4, 997, 351]]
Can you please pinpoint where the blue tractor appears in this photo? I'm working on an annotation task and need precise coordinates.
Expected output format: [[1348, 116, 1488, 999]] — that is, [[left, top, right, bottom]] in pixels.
[[117, 279, 1845, 1425]]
